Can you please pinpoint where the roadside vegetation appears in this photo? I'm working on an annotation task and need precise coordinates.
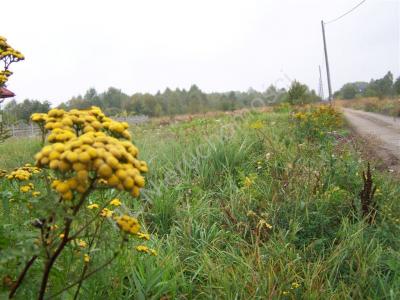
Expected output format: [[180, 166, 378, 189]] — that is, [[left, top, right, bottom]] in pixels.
[[1, 104, 399, 299], [336, 97, 400, 117]]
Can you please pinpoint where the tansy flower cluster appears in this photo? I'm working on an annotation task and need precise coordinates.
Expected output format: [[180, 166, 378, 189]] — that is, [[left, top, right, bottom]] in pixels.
[[293, 105, 342, 129], [115, 215, 141, 235], [6, 165, 41, 181], [136, 245, 157, 256], [0, 35, 24, 86], [20, 185, 32, 193], [32, 107, 148, 200], [31, 106, 133, 142]]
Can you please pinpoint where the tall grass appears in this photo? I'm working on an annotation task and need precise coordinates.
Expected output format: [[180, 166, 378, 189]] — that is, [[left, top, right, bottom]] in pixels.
[[0, 137, 41, 170], [1, 110, 399, 299]]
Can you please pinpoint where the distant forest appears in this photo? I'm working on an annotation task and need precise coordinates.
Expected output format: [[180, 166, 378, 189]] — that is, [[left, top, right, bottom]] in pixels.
[[56, 84, 299, 118], [1, 83, 312, 123], [1, 71, 398, 123], [334, 71, 400, 100]]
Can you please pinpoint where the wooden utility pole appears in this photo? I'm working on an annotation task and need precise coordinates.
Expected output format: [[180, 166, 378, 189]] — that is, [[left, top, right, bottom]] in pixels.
[[321, 20, 333, 102]]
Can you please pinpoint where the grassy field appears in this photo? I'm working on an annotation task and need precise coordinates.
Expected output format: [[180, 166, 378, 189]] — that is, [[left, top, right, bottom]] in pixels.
[[1, 107, 400, 299]]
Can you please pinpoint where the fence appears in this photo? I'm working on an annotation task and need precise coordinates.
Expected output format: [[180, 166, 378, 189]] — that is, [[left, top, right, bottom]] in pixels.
[[4, 115, 150, 138]]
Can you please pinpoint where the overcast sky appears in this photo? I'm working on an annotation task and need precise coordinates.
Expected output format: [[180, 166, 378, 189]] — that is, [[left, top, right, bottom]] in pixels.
[[2, 0, 399, 105]]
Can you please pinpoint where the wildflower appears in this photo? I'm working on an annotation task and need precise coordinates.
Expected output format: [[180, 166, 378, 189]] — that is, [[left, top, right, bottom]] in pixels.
[[136, 232, 150, 240], [110, 198, 122, 207], [32, 107, 148, 198], [116, 215, 140, 234], [282, 291, 290, 296], [100, 208, 113, 218], [8, 169, 31, 181], [136, 245, 149, 253], [243, 177, 253, 188], [250, 120, 264, 129], [20, 185, 31, 193], [136, 245, 157, 256], [32, 191, 41, 197], [291, 282, 300, 289], [59, 233, 65, 239], [77, 239, 87, 248], [258, 219, 272, 230], [87, 203, 99, 209], [84, 254, 90, 263]]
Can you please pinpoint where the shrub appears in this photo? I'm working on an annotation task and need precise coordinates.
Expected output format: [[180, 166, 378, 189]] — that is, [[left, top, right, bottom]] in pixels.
[[292, 105, 342, 141]]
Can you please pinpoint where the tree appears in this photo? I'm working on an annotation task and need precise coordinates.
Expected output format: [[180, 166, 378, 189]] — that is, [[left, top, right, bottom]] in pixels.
[[2, 99, 51, 123], [341, 83, 359, 100], [364, 72, 394, 99], [287, 81, 309, 105], [394, 77, 400, 96]]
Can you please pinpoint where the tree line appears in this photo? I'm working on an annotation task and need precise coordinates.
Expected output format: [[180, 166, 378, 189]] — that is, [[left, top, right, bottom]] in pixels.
[[334, 71, 400, 100], [0, 82, 322, 123]]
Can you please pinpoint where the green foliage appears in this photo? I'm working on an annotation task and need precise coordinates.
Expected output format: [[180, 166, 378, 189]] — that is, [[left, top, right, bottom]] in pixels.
[[1, 108, 399, 299], [292, 105, 342, 141], [287, 81, 320, 105], [341, 83, 360, 99], [59, 85, 289, 118], [1, 99, 51, 124], [394, 77, 400, 95], [335, 71, 397, 100], [0, 121, 11, 144]]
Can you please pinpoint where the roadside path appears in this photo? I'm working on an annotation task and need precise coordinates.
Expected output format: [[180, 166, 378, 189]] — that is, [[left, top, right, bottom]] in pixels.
[[342, 108, 400, 169]]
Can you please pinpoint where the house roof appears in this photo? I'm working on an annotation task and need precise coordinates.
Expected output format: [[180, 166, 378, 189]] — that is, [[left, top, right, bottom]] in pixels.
[[0, 87, 15, 98]]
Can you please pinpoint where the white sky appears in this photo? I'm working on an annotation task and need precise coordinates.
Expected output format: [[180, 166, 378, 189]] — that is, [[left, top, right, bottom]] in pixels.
[[2, 0, 399, 105]]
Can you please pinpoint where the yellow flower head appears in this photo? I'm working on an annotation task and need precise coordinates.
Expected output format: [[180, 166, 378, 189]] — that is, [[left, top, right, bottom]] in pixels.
[[291, 282, 300, 289], [77, 239, 87, 248], [110, 198, 122, 207], [20, 185, 31, 193], [250, 120, 264, 129], [136, 245, 157, 256], [84, 254, 90, 263], [87, 203, 99, 210], [33, 107, 148, 199], [116, 215, 140, 235], [100, 208, 113, 218], [136, 232, 150, 240]]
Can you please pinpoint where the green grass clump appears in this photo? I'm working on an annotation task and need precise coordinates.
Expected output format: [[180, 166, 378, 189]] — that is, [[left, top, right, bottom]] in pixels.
[[1, 107, 399, 299]]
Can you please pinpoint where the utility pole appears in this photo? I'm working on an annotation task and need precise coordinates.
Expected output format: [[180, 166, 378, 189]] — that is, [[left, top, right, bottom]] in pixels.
[[321, 20, 333, 102]]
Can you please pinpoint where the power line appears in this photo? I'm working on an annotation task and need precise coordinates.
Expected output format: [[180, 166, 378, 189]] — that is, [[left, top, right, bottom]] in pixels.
[[324, 0, 367, 25]]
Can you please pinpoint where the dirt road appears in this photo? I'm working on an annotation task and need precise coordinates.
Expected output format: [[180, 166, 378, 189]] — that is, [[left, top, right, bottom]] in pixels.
[[343, 108, 400, 170]]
